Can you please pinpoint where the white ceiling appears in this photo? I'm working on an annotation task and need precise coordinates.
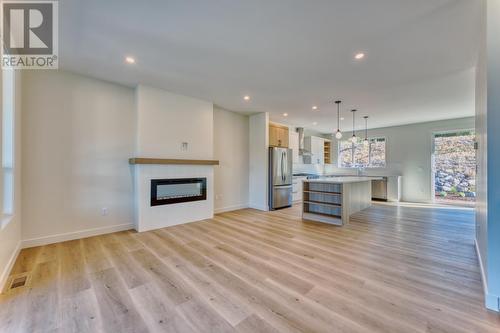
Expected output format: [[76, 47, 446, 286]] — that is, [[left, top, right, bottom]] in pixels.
[[60, 0, 481, 132]]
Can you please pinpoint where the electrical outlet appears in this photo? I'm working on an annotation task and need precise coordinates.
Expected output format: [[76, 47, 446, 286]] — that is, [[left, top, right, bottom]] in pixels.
[[101, 207, 108, 216]]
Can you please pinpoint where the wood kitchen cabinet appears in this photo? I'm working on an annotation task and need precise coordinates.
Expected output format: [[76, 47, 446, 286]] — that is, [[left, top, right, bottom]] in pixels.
[[269, 123, 289, 147], [324, 140, 332, 164]]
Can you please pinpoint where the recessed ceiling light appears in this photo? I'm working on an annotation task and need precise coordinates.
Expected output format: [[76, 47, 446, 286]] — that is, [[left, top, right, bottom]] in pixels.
[[283, 113, 288, 117], [125, 56, 136, 64], [243, 95, 250, 101], [313, 122, 318, 125], [340, 117, 345, 121], [312, 106, 318, 110], [354, 53, 365, 60]]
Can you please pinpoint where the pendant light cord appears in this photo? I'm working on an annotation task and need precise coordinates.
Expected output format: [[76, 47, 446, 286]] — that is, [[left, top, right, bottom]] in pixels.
[[337, 103, 340, 130], [337, 102, 340, 131], [335, 100, 341, 131], [365, 117, 368, 139], [352, 110, 356, 137]]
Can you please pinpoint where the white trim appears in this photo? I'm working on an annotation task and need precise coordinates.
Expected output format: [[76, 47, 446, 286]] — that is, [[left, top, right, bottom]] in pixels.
[[485, 293, 500, 312], [475, 238, 488, 296], [22, 223, 134, 249], [0, 240, 21, 291], [215, 204, 249, 214], [475, 238, 500, 312]]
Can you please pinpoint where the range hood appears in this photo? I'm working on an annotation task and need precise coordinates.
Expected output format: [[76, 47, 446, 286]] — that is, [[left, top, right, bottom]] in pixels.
[[297, 127, 312, 156]]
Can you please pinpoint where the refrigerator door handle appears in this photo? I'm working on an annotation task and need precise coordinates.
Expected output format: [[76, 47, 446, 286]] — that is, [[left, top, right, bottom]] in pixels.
[[281, 151, 285, 181], [283, 151, 287, 181]]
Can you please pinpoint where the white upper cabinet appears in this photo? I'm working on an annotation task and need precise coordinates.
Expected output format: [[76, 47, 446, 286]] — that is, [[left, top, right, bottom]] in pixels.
[[289, 131, 300, 164], [304, 136, 325, 164]]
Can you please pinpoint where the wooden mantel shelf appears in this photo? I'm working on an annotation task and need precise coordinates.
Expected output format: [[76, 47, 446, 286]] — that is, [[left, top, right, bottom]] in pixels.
[[129, 158, 219, 165]]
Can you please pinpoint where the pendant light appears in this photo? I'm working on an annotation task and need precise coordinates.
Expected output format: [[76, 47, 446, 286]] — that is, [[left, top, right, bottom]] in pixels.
[[363, 116, 369, 146], [334, 100, 342, 139], [350, 109, 358, 143]]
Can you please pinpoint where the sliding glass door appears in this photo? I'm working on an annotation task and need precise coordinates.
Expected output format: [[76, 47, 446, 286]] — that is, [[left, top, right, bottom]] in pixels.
[[432, 130, 476, 206]]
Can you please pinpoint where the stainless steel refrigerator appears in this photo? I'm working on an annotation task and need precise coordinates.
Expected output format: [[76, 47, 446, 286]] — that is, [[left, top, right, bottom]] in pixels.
[[269, 147, 293, 210]]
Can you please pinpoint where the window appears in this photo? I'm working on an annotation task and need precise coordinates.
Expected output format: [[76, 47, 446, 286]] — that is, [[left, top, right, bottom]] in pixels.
[[2, 69, 15, 224], [338, 137, 386, 168], [433, 130, 475, 205]]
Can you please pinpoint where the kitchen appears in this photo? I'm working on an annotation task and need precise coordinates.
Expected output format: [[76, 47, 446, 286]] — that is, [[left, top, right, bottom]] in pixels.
[[268, 121, 402, 225]]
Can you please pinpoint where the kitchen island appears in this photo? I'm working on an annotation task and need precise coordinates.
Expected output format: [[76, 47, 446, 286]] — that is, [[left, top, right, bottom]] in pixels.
[[302, 177, 381, 226]]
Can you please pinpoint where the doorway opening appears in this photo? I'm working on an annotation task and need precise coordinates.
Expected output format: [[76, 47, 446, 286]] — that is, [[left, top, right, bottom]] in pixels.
[[432, 130, 476, 206]]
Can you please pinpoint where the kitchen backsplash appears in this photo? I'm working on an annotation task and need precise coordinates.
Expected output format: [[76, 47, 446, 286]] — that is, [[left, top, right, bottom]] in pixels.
[[293, 164, 353, 175]]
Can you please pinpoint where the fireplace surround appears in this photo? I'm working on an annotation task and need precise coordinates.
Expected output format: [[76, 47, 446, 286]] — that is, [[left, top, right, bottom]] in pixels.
[[131, 160, 216, 232], [151, 178, 207, 206]]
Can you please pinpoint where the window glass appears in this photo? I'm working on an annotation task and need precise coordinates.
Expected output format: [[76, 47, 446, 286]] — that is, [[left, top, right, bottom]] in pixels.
[[338, 137, 386, 168], [2, 69, 15, 216]]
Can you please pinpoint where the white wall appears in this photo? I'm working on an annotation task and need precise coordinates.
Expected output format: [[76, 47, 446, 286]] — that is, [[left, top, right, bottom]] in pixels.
[[0, 70, 22, 289], [475, 0, 488, 307], [136, 85, 213, 159], [294, 117, 475, 203], [249, 112, 269, 210], [19, 71, 251, 247], [21, 70, 136, 246], [213, 106, 249, 213], [353, 117, 475, 202], [483, 0, 500, 311]]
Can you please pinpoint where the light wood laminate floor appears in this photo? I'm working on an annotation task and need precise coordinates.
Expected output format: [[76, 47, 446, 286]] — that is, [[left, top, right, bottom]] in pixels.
[[1, 204, 499, 332]]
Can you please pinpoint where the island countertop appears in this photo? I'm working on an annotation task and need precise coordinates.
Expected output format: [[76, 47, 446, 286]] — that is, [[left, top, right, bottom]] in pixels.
[[303, 176, 383, 184], [302, 177, 375, 226]]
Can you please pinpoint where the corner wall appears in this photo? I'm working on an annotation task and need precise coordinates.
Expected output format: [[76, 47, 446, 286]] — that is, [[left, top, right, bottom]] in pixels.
[[249, 112, 269, 211], [0, 70, 22, 290], [213, 106, 249, 213], [475, 0, 489, 307], [475, 0, 500, 312], [484, 0, 500, 311], [21, 70, 136, 246]]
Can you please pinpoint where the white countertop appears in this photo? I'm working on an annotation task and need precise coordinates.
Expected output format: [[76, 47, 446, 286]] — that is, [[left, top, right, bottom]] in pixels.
[[321, 174, 402, 178], [304, 176, 383, 184]]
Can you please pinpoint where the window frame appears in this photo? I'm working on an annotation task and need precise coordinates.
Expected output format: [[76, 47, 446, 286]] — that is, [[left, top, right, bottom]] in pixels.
[[1, 69, 16, 229], [337, 136, 387, 169]]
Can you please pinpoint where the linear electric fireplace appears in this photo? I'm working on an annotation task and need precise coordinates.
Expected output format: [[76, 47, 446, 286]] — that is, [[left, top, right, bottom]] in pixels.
[[150, 178, 207, 206]]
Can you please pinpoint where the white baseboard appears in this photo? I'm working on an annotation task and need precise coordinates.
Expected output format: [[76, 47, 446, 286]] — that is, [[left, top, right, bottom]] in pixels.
[[0, 240, 21, 291], [215, 204, 249, 214], [475, 238, 500, 312], [22, 223, 134, 249], [475, 238, 488, 297], [248, 203, 269, 211]]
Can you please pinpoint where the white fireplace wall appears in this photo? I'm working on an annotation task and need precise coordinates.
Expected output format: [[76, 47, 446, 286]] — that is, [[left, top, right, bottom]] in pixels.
[[134, 165, 214, 232], [134, 85, 216, 231], [136, 85, 214, 159]]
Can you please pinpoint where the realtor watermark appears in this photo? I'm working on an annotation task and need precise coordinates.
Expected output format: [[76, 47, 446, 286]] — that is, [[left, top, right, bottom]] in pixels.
[[1, 0, 58, 69]]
